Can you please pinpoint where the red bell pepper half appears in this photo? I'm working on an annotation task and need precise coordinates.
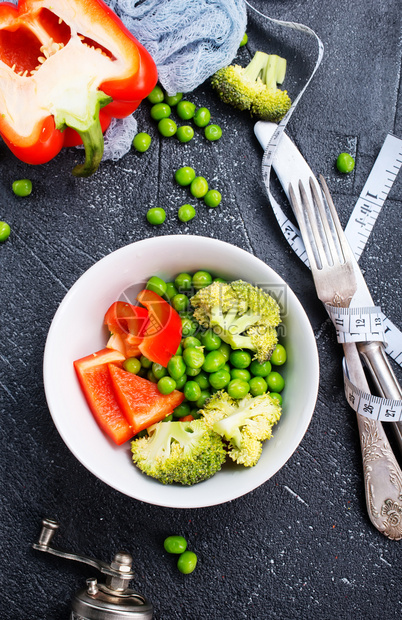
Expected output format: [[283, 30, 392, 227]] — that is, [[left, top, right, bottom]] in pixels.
[[0, 0, 157, 177], [104, 301, 149, 358], [136, 289, 183, 367], [74, 348, 133, 445]]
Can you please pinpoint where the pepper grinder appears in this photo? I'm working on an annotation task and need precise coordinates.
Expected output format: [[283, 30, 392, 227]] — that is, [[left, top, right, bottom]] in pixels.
[[33, 518, 153, 620]]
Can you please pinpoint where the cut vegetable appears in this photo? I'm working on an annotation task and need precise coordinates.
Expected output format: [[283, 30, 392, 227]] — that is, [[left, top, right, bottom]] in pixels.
[[105, 301, 149, 357], [137, 289, 182, 366]]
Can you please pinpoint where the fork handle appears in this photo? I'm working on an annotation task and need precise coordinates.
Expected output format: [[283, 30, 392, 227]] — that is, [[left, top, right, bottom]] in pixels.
[[357, 341, 402, 454], [343, 342, 402, 540]]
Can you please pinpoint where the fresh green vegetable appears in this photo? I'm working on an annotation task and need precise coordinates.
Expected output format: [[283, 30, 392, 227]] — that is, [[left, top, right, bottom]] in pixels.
[[204, 189, 222, 208], [158, 118, 177, 137], [176, 100, 196, 120], [172, 293, 190, 312], [269, 392, 283, 405], [146, 275, 167, 297], [147, 85, 164, 104], [147, 207, 166, 225], [178, 204, 196, 222], [229, 350, 252, 369], [239, 32, 248, 47], [194, 371, 210, 390], [133, 132, 152, 152], [202, 391, 281, 466], [167, 355, 186, 380], [157, 376, 177, 395], [123, 357, 141, 374], [183, 380, 202, 402], [0, 221, 11, 242], [181, 316, 198, 336], [165, 282, 179, 300], [182, 336, 202, 348], [231, 368, 251, 382], [211, 51, 291, 122], [150, 102, 171, 120], [250, 359, 272, 376], [266, 371, 285, 392], [193, 107, 211, 127], [177, 126, 194, 143], [175, 272, 193, 291], [152, 362, 167, 380], [164, 92, 183, 106], [140, 355, 153, 369], [200, 330, 221, 350], [204, 124, 222, 141], [173, 402, 192, 419], [131, 419, 226, 484], [190, 280, 280, 362], [227, 378, 250, 399], [190, 176, 209, 198], [12, 179, 32, 196], [336, 152, 355, 173], [192, 270, 213, 290], [177, 550, 198, 574], [175, 166, 196, 186], [183, 346, 205, 369], [249, 376, 268, 396], [209, 369, 231, 390], [270, 343, 287, 365], [202, 350, 226, 373], [164, 536, 187, 554]]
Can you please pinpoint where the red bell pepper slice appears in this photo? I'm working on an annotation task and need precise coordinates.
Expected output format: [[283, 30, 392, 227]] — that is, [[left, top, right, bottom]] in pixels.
[[108, 363, 185, 434], [74, 348, 133, 445], [136, 289, 183, 367], [104, 301, 149, 358], [0, 0, 158, 177]]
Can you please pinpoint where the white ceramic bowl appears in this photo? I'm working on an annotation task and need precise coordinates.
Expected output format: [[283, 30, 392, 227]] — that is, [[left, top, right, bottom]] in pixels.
[[43, 235, 319, 508]]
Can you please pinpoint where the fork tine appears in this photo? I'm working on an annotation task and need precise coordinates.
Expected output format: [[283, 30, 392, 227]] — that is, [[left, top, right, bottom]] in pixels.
[[319, 175, 354, 264], [288, 182, 318, 268], [309, 177, 339, 266], [298, 180, 329, 270]]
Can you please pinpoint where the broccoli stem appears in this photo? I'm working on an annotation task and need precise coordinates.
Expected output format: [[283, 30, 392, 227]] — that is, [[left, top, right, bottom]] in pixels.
[[243, 51, 271, 83], [243, 52, 287, 91]]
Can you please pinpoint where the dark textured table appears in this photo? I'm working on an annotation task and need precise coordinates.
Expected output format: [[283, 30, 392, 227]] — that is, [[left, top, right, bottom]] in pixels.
[[1, 1, 402, 618]]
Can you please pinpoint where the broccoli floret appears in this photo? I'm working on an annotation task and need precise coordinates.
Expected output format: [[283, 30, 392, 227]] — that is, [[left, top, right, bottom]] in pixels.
[[211, 51, 291, 122], [202, 391, 282, 467], [190, 280, 280, 362], [131, 419, 226, 485]]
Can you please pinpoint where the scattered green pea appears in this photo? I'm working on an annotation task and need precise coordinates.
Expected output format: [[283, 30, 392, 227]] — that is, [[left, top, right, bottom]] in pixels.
[[202, 350, 226, 373], [183, 346, 205, 369], [178, 204, 196, 222], [249, 376, 268, 396], [147, 85, 164, 104], [227, 378, 250, 399], [173, 402, 191, 419], [250, 359, 272, 377], [193, 107, 211, 127], [192, 270, 213, 290], [204, 189, 222, 208], [200, 330, 221, 350], [218, 342, 231, 361], [230, 350, 252, 369], [175, 373, 187, 390], [146, 207, 166, 225], [177, 550, 198, 574], [158, 118, 177, 137], [175, 166, 196, 186], [175, 272, 193, 291], [266, 371, 285, 392], [172, 293, 189, 312], [239, 32, 248, 47], [230, 368, 251, 382], [146, 275, 167, 297], [204, 124, 222, 141], [183, 380, 202, 401], [194, 371, 210, 390], [150, 102, 171, 121], [164, 92, 183, 106], [132, 132, 152, 152], [164, 535, 187, 554], [176, 100, 196, 120], [195, 389, 211, 408], [336, 152, 355, 173], [181, 316, 198, 337], [165, 282, 179, 300], [140, 355, 152, 369], [167, 355, 186, 380], [12, 179, 32, 197], [269, 392, 283, 405], [209, 369, 231, 390], [152, 362, 167, 380], [0, 221, 11, 242], [177, 126, 194, 143], [147, 370, 157, 383], [186, 366, 201, 377], [158, 376, 177, 395], [123, 357, 141, 374], [190, 176, 209, 198], [270, 344, 287, 366], [182, 336, 202, 348]]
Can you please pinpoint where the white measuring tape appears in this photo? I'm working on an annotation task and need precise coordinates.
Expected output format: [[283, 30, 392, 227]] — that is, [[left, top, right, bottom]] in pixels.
[[246, 2, 402, 420]]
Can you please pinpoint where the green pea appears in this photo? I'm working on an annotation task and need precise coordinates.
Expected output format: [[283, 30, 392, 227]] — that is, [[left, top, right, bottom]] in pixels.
[[158, 376, 177, 395], [200, 330, 221, 351], [202, 350, 225, 373], [190, 176, 209, 198], [152, 362, 167, 380], [146, 275, 167, 297], [150, 102, 171, 120], [175, 166, 196, 186], [178, 204, 196, 222], [176, 100, 196, 120], [167, 355, 186, 380], [204, 190, 221, 208], [209, 369, 231, 390], [204, 124, 222, 141], [173, 402, 191, 419], [172, 293, 189, 312], [194, 371, 210, 390], [239, 32, 248, 47], [192, 270, 213, 290], [175, 373, 187, 390], [12, 179, 32, 197], [158, 118, 177, 137], [164, 535, 187, 554], [177, 126, 194, 143], [222, 363, 231, 373], [0, 221, 11, 242], [336, 152, 355, 173], [195, 389, 211, 408], [270, 344, 287, 366], [269, 392, 283, 405], [250, 359, 272, 377], [227, 379, 250, 399], [164, 92, 183, 106], [266, 371, 285, 392], [177, 550, 197, 574], [181, 316, 198, 337], [193, 107, 211, 127], [123, 357, 141, 374], [230, 368, 251, 382], [147, 85, 164, 104], [176, 344, 183, 355], [140, 355, 152, 369], [183, 346, 205, 369], [249, 376, 268, 396], [183, 380, 202, 401], [182, 336, 202, 348], [164, 414, 173, 422], [229, 350, 252, 369], [213, 277, 227, 283], [218, 342, 231, 362], [146, 207, 166, 225], [133, 132, 152, 152], [165, 282, 179, 300], [137, 367, 149, 378], [175, 272, 193, 291], [186, 366, 201, 377], [147, 370, 157, 383]]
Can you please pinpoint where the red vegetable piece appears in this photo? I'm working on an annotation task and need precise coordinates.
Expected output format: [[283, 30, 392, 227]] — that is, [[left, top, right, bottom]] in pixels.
[[74, 348, 133, 445], [136, 289, 182, 367], [108, 363, 185, 434], [104, 301, 149, 358]]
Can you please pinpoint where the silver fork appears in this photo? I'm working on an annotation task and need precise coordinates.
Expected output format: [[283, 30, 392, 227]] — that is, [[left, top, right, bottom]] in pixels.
[[289, 175, 402, 540]]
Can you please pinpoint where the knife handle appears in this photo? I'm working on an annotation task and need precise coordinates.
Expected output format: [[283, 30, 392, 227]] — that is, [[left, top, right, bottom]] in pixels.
[[357, 341, 402, 454]]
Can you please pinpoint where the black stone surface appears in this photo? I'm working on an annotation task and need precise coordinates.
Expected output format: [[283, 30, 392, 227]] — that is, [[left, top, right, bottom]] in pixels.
[[1, 1, 401, 619]]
